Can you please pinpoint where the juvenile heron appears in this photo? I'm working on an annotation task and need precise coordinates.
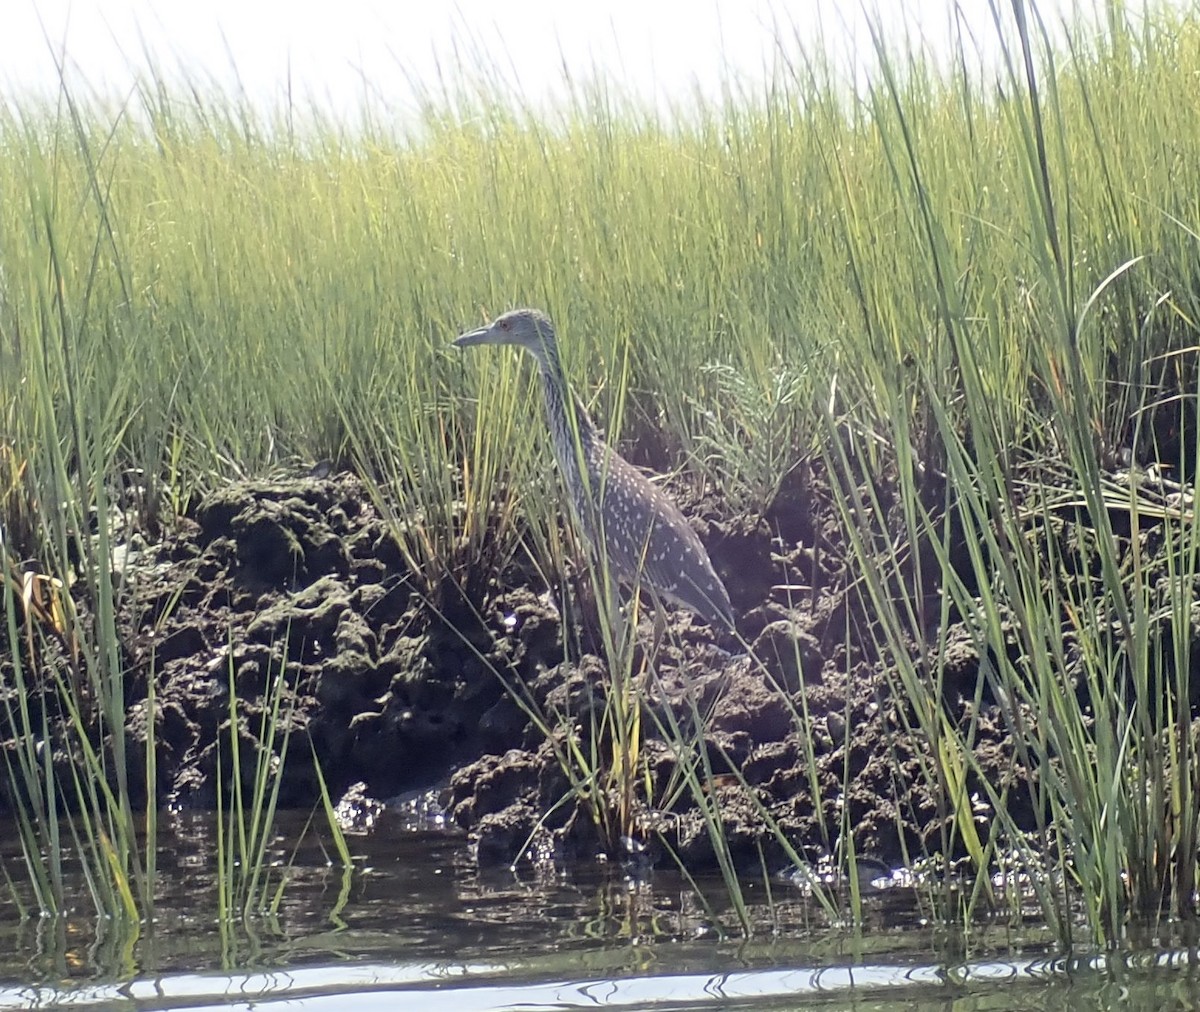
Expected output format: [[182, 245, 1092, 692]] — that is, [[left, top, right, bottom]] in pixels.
[[453, 308, 735, 631]]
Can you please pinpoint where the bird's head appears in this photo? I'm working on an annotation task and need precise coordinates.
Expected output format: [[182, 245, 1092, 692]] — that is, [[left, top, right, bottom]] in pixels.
[[453, 308, 557, 362]]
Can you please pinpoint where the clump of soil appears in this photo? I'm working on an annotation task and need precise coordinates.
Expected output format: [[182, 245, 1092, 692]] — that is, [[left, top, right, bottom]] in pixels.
[[1, 461, 1184, 876], [127, 473, 585, 808]]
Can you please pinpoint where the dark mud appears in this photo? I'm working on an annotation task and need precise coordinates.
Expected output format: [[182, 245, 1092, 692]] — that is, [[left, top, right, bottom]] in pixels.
[[3, 461, 1183, 876]]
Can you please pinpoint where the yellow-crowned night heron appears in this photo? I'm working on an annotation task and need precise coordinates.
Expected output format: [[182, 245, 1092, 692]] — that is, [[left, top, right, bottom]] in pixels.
[[453, 308, 735, 631]]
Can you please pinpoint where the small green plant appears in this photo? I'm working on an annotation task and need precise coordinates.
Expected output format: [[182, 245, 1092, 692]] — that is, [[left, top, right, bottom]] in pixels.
[[214, 629, 294, 925], [695, 358, 818, 514], [213, 625, 354, 963]]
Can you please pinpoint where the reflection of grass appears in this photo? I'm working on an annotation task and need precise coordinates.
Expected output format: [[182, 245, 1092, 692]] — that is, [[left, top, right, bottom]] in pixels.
[[2, 0, 1200, 945]]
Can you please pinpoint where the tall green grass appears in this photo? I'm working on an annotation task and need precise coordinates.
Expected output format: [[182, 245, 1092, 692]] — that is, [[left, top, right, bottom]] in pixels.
[[3, 0, 1200, 943], [0, 80, 354, 934]]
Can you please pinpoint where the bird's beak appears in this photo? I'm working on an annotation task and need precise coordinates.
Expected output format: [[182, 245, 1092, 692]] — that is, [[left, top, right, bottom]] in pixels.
[[452, 324, 497, 348]]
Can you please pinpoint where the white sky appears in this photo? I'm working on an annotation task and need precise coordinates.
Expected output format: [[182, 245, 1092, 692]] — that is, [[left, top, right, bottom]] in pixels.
[[2, 1, 1117, 119]]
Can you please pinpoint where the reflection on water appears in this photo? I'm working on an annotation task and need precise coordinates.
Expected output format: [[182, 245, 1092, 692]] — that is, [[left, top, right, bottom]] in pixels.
[[0, 811, 1196, 1011], [9, 947, 1200, 1011]]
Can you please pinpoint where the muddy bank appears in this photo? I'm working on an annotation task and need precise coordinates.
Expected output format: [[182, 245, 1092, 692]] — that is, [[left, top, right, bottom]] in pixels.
[[3, 462, 1175, 875]]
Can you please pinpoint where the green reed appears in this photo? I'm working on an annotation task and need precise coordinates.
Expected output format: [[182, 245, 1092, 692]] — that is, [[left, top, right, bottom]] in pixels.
[[2, 0, 1200, 943]]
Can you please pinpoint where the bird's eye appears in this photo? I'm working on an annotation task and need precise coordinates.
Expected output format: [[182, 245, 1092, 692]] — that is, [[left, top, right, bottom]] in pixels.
[[499, 319, 510, 330]]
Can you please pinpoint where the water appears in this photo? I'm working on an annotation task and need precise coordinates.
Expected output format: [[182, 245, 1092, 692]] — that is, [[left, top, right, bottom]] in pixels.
[[0, 813, 1194, 1011]]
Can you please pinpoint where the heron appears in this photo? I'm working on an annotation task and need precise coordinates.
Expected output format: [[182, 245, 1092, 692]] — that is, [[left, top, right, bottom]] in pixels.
[[453, 308, 735, 632]]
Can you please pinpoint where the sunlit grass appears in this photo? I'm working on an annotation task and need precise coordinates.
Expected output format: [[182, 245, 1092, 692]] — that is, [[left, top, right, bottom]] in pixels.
[[2, 0, 1200, 945]]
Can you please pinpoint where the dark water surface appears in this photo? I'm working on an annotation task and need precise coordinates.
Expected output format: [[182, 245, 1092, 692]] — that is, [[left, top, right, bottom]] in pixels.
[[0, 812, 1196, 1011]]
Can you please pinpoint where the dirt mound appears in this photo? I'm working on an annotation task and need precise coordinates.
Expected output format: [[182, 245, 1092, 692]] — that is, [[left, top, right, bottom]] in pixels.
[[105, 473, 563, 808], [0, 466, 1058, 874]]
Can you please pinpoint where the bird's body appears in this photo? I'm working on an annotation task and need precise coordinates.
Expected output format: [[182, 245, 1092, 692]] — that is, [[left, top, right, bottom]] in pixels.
[[454, 308, 735, 631]]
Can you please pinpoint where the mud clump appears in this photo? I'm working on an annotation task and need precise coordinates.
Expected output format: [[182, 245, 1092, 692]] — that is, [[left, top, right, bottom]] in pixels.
[[4, 460, 1185, 879], [101, 472, 567, 810]]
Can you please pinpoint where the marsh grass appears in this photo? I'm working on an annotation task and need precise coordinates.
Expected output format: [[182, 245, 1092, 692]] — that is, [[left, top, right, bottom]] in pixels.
[[3, 0, 1200, 944], [213, 628, 351, 962], [0, 74, 349, 938]]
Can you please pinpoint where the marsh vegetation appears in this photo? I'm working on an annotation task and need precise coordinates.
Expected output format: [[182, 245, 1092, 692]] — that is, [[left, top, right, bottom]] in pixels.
[[2, 0, 1200, 975]]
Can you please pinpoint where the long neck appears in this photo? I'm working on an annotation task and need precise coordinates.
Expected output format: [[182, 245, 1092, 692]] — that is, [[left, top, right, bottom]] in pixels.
[[531, 343, 600, 478]]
